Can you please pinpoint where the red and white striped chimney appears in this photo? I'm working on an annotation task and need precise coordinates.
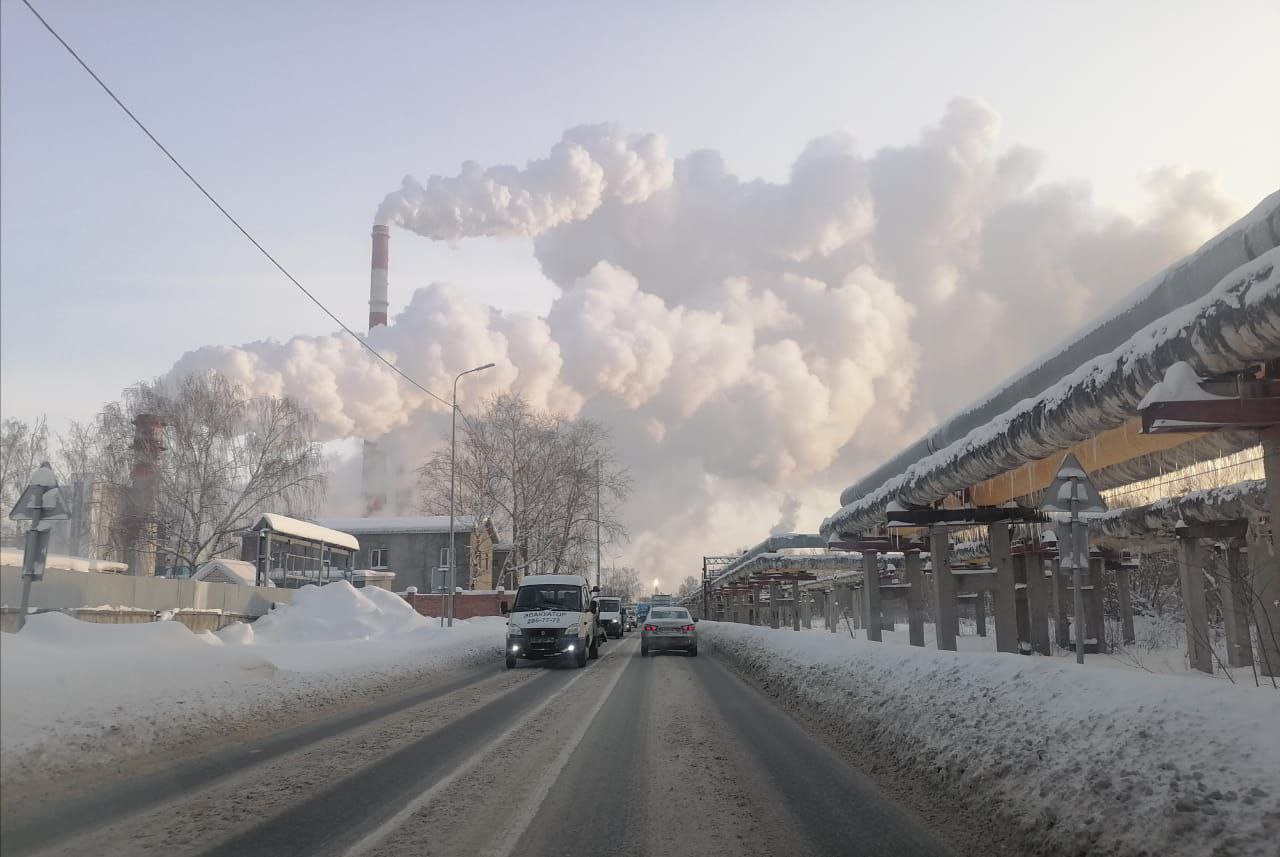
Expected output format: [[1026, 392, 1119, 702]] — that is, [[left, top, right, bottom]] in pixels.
[[369, 224, 390, 331], [364, 224, 391, 515]]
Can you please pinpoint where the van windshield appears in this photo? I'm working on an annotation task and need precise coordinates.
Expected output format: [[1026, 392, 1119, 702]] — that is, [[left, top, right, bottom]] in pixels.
[[512, 584, 582, 612], [598, 598, 621, 613]]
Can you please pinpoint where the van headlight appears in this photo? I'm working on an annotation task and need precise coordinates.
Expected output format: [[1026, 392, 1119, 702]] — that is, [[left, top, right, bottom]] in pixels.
[[507, 625, 524, 636]]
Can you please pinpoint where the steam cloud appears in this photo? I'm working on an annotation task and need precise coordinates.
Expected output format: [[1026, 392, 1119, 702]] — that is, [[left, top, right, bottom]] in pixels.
[[169, 99, 1240, 583]]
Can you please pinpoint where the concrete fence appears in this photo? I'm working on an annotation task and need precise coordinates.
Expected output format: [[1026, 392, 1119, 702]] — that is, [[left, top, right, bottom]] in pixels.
[[0, 565, 294, 632]]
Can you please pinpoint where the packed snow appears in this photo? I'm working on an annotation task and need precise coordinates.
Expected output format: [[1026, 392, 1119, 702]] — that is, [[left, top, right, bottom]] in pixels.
[[0, 582, 504, 786], [701, 621, 1280, 857]]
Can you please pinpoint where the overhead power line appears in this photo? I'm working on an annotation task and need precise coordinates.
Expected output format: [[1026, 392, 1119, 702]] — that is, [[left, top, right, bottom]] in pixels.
[[19, 0, 452, 410]]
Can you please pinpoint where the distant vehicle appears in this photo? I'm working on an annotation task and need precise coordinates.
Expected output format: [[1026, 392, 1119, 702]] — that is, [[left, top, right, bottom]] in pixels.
[[597, 597, 625, 638], [635, 602, 652, 624], [623, 606, 637, 631], [502, 574, 607, 669], [651, 593, 674, 606], [641, 606, 698, 657]]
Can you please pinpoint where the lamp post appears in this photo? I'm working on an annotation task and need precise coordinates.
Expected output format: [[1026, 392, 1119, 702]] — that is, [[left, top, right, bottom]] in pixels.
[[448, 362, 495, 628]]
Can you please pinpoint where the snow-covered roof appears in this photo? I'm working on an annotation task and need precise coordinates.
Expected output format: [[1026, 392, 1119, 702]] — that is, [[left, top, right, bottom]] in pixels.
[[252, 514, 360, 551], [316, 516, 477, 535], [193, 559, 259, 586], [0, 547, 128, 574]]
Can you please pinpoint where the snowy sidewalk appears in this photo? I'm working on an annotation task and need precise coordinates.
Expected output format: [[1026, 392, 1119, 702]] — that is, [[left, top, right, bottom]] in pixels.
[[701, 621, 1280, 857], [0, 582, 505, 788]]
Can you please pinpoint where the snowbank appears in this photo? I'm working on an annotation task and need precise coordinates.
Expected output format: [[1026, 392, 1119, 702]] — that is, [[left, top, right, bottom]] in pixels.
[[0, 582, 505, 787], [700, 621, 1279, 857]]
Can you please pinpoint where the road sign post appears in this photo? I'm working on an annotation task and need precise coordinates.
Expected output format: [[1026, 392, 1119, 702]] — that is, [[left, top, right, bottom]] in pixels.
[[1040, 453, 1107, 664], [7, 461, 71, 632]]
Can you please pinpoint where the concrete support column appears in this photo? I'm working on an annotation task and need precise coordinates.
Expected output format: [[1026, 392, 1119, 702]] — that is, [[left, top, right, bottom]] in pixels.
[[769, 582, 781, 629], [838, 584, 855, 632], [1086, 556, 1109, 655], [1052, 558, 1071, 648], [973, 592, 987, 637], [791, 580, 802, 631], [802, 589, 812, 629], [1025, 552, 1052, 655], [1177, 538, 1213, 674], [989, 522, 1020, 654], [827, 588, 838, 633], [1219, 540, 1254, 668], [930, 527, 958, 651], [862, 550, 882, 642], [1115, 563, 1136, 646], [1013, 553, 1032, 651], [905, 551, 926, 647], [1256, 426, 1280, 677]]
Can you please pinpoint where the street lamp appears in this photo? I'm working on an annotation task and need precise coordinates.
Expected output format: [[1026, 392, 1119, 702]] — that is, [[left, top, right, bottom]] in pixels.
[[447, 362, 495, 628], [653, 577, 659, 593]]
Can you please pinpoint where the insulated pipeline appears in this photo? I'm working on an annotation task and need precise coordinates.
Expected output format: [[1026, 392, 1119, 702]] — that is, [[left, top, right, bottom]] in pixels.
[[823, 250, 1280, 538]]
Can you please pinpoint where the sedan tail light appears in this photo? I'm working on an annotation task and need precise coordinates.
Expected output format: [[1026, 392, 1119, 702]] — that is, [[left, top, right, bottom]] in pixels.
[[643, 624, 657, 632], [682, 624, 696, 632]]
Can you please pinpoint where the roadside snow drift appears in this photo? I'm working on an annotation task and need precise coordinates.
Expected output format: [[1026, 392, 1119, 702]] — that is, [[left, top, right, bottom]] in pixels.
[[0, 583, 505, 787], [700, 622, 1279, 857]]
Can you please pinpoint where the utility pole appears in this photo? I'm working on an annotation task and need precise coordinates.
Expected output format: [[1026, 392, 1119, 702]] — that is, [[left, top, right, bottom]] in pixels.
[[595, 457, 602, 590], [702, 556, 709, 619], [447, 362, 495, 628]]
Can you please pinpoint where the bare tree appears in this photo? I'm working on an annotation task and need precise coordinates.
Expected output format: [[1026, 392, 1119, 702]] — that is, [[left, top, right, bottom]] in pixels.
[[0, 416, 50, 543], [676, 575, 700, 599], [599, 565, 642, 602], [82, 373, 327, 573], [418, 393, 630, 577]]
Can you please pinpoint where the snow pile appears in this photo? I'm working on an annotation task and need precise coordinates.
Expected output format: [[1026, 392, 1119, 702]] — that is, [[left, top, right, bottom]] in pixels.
[[701, 621, 1279, 857], [236, 580, 428, 643], [0, 583, 505, 787]]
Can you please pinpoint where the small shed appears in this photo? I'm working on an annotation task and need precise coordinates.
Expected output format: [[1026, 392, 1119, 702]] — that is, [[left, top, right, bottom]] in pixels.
[[240, 514, 360, 588]]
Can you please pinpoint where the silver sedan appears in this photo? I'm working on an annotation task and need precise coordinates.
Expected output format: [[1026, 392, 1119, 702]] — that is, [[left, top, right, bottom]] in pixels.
[[640, 607, 698, 656]]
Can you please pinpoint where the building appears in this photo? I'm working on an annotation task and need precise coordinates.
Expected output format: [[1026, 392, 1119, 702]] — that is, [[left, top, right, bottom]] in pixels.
[[316, 516, 498, 593], [490, 542, 525, 590]]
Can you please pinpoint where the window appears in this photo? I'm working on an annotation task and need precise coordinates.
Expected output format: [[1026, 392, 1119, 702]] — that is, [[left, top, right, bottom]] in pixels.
[[369, 548, 388, 569], [439, 547, 450, 568], [512, 585, 583, 612], [650, 609, 690, 620]]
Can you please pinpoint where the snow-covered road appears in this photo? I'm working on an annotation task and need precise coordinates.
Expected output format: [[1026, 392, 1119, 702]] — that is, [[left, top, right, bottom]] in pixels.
[[3, 634, 959, 857]]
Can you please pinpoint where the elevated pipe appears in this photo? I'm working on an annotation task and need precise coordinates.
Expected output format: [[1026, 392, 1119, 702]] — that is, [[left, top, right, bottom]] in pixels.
[[824, 249, 1280, 537], [841, 192, 1280, 509]]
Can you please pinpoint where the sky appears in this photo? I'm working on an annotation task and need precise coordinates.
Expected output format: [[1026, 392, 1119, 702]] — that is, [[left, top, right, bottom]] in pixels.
[[2, 0, 1278, 585]]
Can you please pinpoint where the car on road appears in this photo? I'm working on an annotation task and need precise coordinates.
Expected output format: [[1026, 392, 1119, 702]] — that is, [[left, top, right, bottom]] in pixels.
[[635, 602, 651, 625], [640, 606, 698, 657], [502, 574, 607, 669], [597, 597, 625, 638]]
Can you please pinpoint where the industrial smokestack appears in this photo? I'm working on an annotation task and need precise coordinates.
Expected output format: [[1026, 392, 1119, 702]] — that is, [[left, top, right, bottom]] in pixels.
[[369, 224, 390, 330], [122, 413, 166, 576], [364, 224, 391, 515]]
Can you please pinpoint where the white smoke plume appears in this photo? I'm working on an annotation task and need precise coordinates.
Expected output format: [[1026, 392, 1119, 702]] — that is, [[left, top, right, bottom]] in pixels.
[[168, 98, 1241, 585], [376, 123, 673, 240]]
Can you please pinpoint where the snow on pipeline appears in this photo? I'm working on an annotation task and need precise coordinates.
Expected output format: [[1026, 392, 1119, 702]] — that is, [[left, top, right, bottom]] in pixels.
[[699, 622, 1279, 857], [0, 582, 505, 787]]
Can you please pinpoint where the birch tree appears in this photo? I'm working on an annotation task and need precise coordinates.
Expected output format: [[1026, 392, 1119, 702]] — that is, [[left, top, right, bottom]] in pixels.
[[0, 416, 50, 542], [418, 393, 630, 577], [79, 372, 327, 573]]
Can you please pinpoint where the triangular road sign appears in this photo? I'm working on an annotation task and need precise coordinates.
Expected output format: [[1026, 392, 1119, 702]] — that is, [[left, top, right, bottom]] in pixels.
[[1040, 453, 1107, 516], [7, 462, 71, 522]]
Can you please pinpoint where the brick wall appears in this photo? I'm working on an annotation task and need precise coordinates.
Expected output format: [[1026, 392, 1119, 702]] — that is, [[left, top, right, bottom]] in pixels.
[[405, 591, 512, 620]]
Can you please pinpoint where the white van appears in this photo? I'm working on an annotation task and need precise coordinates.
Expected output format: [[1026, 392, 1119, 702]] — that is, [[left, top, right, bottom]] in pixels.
[[502, 574, 606, 669]]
